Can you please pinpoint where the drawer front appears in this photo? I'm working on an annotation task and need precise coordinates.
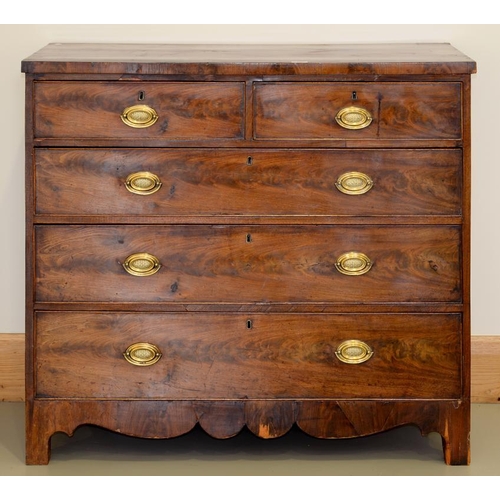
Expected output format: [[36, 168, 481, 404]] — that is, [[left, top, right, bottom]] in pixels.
[[254, 82, 461, 140], [33, 82, 245, 139], [35, 148, 462, 217], [35, 225, 461, 303], [35, 312, 462, 399]]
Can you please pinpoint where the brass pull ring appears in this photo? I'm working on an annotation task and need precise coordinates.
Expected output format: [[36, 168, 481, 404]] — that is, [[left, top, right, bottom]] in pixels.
[[123, 253, 161, 277], [335, 340, 373, 364], [335, 172, 373, 195], [123, 343, 162, 366], [121, 104, 159, 128], [335, 252, 372, 276], [335, 106, 372, 130], [125, 172, 162, 195]]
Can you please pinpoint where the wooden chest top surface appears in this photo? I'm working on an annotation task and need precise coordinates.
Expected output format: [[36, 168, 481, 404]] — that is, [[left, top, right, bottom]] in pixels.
[[21, 43, 477, 75]]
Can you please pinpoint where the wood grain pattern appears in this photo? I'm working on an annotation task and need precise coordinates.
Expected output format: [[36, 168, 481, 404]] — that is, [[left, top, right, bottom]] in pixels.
[[1, 335, 492, 404], [0, 334, 24, 402], [34, 82, 245, 139], [472, 336, 500, 403], [21, 43, 477, 75], [35, 312, 462, 400], [23, 43, 475, 465], [25, 399, 470, 465], [35, 225, 461, 303], [254, 82, 461, 140], [32, 137, 465, 150], [25, 74, 36, 407], [35, 149, 462, 217]]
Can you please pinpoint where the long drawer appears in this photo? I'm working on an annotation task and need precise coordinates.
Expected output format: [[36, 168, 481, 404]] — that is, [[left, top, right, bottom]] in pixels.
[[33, 82, 245, 139], [35, 225, 461, 303], [254, 82, 462, 140], [35, 149, 462, 217], [35, 312, 462, 400]]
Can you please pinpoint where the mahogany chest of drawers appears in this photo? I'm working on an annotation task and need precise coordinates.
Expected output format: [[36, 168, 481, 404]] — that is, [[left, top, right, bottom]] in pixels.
[[22, 43, 476, 465]]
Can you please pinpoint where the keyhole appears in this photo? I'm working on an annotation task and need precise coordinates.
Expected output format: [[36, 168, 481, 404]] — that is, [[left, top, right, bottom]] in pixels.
[[247, 156, 253, 165], [246, 319, 253, 329], [352, 91, 357, 100], [138, 91, 145, 101], [246, 233, 252, 243]]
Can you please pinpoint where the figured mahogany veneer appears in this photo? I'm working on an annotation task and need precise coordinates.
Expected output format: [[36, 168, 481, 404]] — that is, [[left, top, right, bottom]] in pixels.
[[254, 82, 462, 140], [35, 312, 461, 400], [35, 225, 461, 304], [34, 82, 245, 140], [35, 149, 462, 217], [23, 43, 475, 465]]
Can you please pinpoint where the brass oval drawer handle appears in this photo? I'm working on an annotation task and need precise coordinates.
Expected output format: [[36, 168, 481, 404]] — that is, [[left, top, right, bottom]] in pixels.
[[335, 106, 372, 130], [335, 251, 372, 276], [123, 253, 161, 277], [335, 172, 373, 195], [121, 104, 159, 128], [123, 342, 162, 366], [125, 172, 162, 195], [335, 340, 373, 364]]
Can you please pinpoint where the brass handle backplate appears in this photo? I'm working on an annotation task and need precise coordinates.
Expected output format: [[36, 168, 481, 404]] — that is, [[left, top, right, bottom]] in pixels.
[[125, 172, 162, 195], [335, 106, 372, 130], [335, 340, 373, 364], [335, 251, 372, 276], [123, 253, 161, 277], [123, 343, 162, 366], [121, 104, 159, 128], [335, 172, 373, 195]]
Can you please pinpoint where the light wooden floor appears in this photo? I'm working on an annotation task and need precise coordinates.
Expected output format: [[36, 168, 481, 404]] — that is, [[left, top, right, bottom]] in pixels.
[[1, 403, 499, 476]]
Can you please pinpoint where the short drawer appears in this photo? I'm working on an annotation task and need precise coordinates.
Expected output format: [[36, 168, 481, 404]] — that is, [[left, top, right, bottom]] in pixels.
[[35, 148, 462, 217], [254, 82, 461, 140], [35, 225, 461, 303], [33, 82, 245, 140], [35, 312, 462, 400]]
